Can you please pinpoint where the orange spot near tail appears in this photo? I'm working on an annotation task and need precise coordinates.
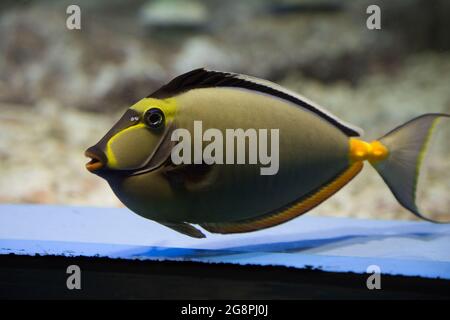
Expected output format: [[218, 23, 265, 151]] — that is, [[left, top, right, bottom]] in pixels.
[[349, 138, 389, 164]]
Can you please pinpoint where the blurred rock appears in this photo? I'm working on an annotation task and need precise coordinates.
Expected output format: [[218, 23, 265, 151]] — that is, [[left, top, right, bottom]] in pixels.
[[173, 36, 241, 74], [0, 101, 123, 207], [0, 4, 166, 112], [139, 0, 209, 32], [1, 0, 449, 112]]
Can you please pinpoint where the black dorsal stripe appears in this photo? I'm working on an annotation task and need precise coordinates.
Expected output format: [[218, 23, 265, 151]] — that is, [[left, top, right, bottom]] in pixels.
[[149, 68, 360, 136]]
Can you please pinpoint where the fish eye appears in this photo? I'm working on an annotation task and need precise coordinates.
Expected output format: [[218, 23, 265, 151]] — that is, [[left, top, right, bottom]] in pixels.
[[144, 108, 165, 129]]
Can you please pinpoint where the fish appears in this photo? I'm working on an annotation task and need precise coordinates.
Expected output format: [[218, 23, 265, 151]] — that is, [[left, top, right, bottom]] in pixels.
[[85, 68, 449, 238]]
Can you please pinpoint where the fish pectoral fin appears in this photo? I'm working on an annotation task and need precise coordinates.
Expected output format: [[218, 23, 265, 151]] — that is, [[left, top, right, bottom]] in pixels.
[[159, 221, 206, 239], [163, 162, 215, 192]]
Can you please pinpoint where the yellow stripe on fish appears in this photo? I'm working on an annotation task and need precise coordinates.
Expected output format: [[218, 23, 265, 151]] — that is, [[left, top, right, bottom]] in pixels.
[[106, 123, 147, 168]]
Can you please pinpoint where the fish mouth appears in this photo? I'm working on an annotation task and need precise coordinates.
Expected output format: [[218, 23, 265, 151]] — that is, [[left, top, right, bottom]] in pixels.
[[85, 148, 105, 172]]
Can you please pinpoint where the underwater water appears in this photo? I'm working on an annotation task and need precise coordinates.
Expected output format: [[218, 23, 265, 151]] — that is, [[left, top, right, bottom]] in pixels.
[[0, 0, 449, 222]]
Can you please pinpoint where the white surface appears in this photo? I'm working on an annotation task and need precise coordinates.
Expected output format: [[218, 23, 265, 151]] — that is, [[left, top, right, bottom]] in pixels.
[[1, 204, 449, 279]]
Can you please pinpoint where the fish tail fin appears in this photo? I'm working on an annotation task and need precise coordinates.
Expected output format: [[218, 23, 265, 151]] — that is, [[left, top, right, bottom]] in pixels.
[[369, 113, 449, 222]]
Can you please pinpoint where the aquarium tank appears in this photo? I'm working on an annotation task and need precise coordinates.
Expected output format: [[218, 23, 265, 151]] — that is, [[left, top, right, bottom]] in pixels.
[[0, 0, 449, 302]]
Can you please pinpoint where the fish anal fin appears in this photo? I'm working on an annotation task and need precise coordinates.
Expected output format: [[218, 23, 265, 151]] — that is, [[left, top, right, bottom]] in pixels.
[[201, 162, 363, 234], [159, 221, 206, 238]]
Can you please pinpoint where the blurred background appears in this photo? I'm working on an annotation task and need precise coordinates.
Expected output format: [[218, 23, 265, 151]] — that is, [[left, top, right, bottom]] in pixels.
[[0, 0, 449, 221]]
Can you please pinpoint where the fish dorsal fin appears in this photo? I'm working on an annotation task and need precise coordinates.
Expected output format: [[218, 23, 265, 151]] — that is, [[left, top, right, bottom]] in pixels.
[[149, 68, 363, 137], [201, 162, 363, 234]]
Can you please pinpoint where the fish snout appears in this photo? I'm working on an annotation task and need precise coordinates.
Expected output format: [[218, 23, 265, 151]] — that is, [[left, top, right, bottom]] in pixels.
[[85, 146, 107, 172]]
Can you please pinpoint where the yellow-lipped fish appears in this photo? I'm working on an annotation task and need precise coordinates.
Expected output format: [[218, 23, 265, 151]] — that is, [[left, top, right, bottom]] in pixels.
[[85, 68, 449, 238]]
